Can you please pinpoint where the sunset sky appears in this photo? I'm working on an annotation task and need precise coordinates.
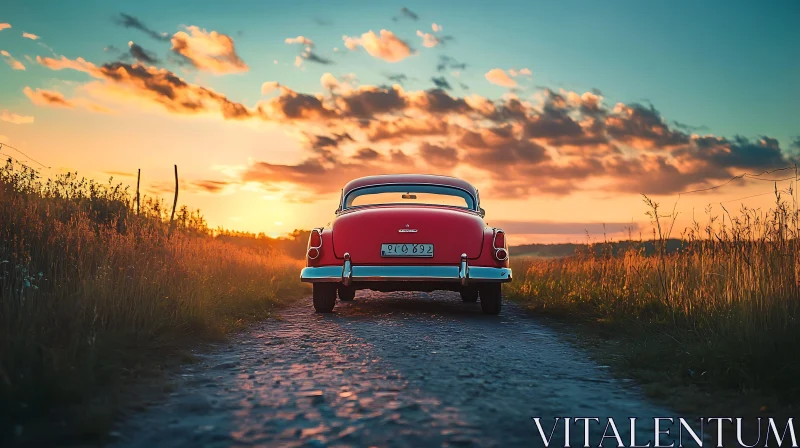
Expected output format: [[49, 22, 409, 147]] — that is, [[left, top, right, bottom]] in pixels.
[[1, 1, 798, 243]]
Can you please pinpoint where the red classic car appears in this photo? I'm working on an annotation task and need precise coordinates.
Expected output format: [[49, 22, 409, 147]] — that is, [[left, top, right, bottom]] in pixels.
[[300, 174, 512, 314]]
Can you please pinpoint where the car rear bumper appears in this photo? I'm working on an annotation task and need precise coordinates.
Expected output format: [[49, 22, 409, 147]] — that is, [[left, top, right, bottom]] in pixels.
[[300, 254, 511, 286]]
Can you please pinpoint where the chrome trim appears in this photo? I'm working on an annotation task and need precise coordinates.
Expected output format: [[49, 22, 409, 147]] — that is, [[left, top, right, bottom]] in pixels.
[[307, 227, 323, 259], [307, 247, 320, 260], [492, 228, 505, 250], [459, 253, 469, 286], [342, 253, 352, 286], [492, 228, 509, 261], [341, 183, 479, 212], [300, 264, 511, 283]]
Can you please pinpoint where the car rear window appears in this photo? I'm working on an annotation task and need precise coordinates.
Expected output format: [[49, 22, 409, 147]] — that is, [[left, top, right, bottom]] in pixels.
[[344, 184, 475, 210]]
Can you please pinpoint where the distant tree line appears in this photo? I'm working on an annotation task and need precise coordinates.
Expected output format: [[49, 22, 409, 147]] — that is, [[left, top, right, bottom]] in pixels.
[[510, 239, 686, 258]]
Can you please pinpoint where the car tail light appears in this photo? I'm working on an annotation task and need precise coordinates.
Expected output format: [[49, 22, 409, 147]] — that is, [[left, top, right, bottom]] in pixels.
[[307, 228, 323, 260], [493, 228, 508, 261], [494, 229, 505, 249]]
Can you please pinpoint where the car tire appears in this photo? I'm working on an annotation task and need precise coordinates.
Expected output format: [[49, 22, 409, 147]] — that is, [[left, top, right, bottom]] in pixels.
[[313, 283, 337, 313], [338, 285, 356, 301], [479, 284, 502, 315], [459, 287, 479, 303]]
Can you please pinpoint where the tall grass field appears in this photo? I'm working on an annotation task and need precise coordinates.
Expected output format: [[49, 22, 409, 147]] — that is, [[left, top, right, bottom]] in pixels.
[[507, 193, 800, 406], [0, 161, 305, 440]]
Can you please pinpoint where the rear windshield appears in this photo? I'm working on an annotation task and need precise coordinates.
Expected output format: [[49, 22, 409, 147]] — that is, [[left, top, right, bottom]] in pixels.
[[344, 184, 475, 210]]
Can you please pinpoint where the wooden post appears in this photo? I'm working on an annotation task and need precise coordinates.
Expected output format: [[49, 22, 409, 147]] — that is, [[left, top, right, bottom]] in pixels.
[[168, 164, 178, 236], [135, 168, 141, 215]]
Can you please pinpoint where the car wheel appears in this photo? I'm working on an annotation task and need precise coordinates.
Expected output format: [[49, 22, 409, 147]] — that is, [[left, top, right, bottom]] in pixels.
[[313, 283, 337, 313], [459, 286, 478, 303], [479, 284, 502, 315], [338, 285, 356, 301]]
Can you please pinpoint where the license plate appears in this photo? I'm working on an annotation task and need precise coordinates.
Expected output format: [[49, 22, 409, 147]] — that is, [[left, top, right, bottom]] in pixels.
[[381, 243, 434, 257]]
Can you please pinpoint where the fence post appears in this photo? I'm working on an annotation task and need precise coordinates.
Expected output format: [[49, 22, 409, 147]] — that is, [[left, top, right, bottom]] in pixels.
[[168, 164, 178, 237], [135, 168, 141, 216]]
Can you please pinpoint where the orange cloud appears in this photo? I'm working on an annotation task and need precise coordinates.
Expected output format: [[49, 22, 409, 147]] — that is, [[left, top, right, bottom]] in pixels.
[[1, 50, 25, 70], [261, 81, 281, 95], [1, 110, 34, 124], [37, 55, 99, 74], [31, 54, 799, 200], [343, 30, 413, 62], [508, 68, 532, 77], [0, 23, 10, 31], [485, 68, 516, 87], [23, 87, 109, 112], [22, 32, 39, 40], [285, 36, 314, 47], [170, 26, 248, 74], [416, 30, 439, 48]]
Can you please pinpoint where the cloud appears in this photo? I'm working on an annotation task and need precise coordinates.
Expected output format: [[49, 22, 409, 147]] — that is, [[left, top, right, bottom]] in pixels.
[[285, 35, 333, 66], [37, 55, 98, 73], [432, 23, 442, 32], [384, 72, 409, 85], [393, 7, 419, 21], [485, 68, 517, 87], [791, 136, 800, 155], [364, 116, 449, 143], [22, 32, 39, 40], [0, 23, 10, 31], [437, 55, 466, 72], [416, 30, 440, 48], [509, 68, 531, 77], [191, 180, 235, 193], [23, 86, 109, 112], [1, 110, 34, 124], [170, 26, 248, 74], [114, 13, 169, 41], [1, 50, 25, 70], [128, 41, 159, 64], [320, 73, 339, 90], [238, 149, 418, 197], [343, 30, 413, 62], [431, 76, 452, 90], [606, 102, 689, 148], [33, 54, 799, 199], [37, 56, 253, 118], [285, 36, 314, 46], [300, 48, 334, 65], [419, 142, 459, 168], [261, 81, 281, 95]]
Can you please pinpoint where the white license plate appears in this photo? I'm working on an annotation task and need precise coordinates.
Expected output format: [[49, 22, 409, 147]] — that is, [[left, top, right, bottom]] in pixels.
[[381, 243, 434, 257]]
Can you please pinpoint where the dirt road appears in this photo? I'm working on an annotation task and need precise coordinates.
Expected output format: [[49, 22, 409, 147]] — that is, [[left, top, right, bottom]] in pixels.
[[112, 291, 676, 447]]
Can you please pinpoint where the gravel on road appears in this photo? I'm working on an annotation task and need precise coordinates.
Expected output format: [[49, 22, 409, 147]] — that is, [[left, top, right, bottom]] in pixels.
[[112, 290, 677, 447]]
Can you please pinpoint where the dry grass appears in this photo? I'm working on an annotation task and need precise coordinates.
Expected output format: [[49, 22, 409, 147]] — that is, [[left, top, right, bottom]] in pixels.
[[507, 193, 800, 405], [0, 161, 306, 441]]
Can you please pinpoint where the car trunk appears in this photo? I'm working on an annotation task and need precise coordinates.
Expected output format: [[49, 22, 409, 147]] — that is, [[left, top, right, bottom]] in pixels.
[[332, 206, 485, 264]]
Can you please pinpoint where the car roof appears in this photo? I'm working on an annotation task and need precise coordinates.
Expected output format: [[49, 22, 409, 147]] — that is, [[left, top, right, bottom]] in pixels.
[[342, 174, 479, 197]]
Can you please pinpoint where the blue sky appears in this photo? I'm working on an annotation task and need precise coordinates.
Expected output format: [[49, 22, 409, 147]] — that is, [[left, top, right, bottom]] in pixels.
[[1, 0, 798, 242], [3, 0, 797, 142]]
